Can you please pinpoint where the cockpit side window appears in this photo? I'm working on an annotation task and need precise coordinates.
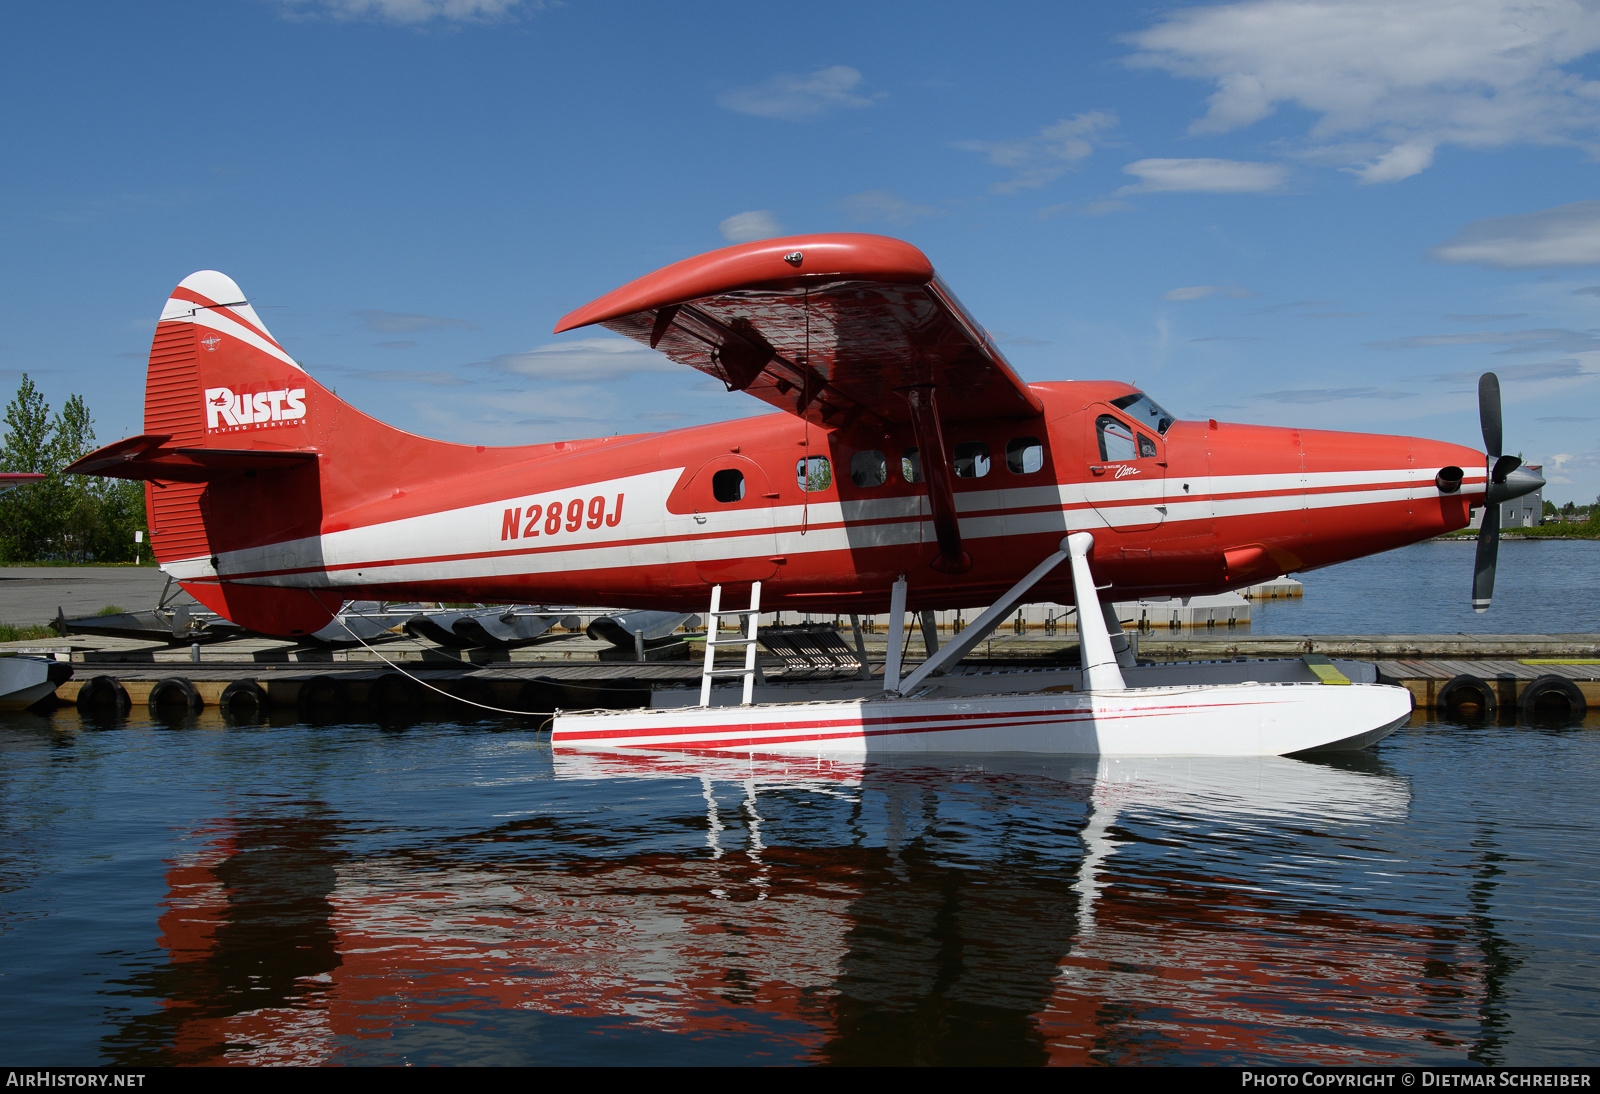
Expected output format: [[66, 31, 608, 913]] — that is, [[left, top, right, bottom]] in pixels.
[[1138, 433, 1157, 459], [1097, 415, 1138, 462], [1110, 392, 1175, 435]]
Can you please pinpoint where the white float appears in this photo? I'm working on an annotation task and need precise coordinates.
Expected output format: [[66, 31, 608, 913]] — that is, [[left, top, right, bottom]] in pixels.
[[551, 533, 1413, 757]]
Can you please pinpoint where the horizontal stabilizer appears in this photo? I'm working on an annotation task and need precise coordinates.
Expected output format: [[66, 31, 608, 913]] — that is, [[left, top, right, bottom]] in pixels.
[[66, 434, 318, 483]]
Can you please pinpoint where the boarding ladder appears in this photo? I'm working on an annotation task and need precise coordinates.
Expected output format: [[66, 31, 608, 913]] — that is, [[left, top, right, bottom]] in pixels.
[[700, 582, 762, 707]]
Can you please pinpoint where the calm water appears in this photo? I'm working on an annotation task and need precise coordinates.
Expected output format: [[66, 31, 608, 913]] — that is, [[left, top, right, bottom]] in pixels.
[[1247, 538, 1600, 635], [1, 704, 1596, 1067]]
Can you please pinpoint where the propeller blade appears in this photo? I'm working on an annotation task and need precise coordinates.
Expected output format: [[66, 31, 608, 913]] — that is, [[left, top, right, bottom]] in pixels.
[[1491, 453, 1522, 485], [1478, 372, 1502, 457], [1472, 500, 1500, 613]]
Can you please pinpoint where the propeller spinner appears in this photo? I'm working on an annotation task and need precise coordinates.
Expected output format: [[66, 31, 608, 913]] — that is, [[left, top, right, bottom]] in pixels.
[[1472, 373, 1545, 613]]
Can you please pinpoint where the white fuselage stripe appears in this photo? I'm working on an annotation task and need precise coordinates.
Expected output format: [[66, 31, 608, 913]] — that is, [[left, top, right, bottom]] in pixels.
[[160, 465, 1475, 588]]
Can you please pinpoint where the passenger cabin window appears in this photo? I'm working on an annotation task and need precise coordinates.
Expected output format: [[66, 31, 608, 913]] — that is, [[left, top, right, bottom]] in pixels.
[[1006, 437, 1044, 474], [712, 468, 745, 503], [901, 448, 922, 484], [797, 456, 833, 492], [1138, 433, 1158, 459], [953, 441, 990, 479], [1097, 415, 1138, 462], [850, 450, 887, 488]]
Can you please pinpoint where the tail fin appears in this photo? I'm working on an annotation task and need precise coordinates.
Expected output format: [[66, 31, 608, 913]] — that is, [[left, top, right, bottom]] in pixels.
[[70, 271, 352, 635], [71, 270, 513, 637]]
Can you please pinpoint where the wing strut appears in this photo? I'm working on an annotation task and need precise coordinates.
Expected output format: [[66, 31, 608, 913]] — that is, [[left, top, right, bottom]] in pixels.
[[900, 385, 970, 574]]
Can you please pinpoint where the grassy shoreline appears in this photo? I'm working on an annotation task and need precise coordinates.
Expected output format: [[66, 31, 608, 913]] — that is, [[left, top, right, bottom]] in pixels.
[[0, 560, 158, 567], [1440, 525, 1600, 541]]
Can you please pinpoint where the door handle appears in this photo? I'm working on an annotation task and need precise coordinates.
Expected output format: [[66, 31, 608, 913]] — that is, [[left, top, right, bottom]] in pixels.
[[1089, 465, 1107, 475]]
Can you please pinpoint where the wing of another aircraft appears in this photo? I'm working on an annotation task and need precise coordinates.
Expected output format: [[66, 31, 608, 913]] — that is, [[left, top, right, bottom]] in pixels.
[[555, 234, 1044, 430], [0, 473, 46, 494]]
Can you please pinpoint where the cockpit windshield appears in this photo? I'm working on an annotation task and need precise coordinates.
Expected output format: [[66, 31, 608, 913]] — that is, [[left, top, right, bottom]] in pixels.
[[1110, 391, 1175, 435]]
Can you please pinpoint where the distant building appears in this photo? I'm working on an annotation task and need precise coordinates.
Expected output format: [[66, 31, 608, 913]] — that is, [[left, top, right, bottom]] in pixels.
[[1467, 464, 1542, 530]]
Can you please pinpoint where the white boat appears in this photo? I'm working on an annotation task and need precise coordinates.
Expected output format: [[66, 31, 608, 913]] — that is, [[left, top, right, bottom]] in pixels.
[[0, 655, 70, 712], [553, 533, 1413, 757]]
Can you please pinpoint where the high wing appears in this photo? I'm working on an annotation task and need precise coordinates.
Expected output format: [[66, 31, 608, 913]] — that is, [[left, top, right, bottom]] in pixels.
[[554, 234, 1044, 431]]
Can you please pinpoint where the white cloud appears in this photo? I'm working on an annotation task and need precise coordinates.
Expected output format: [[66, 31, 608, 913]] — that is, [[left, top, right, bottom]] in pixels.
[[354, 309, 477, 333], [835, 190, 940, 225], [1162, 284, 1260, 301], [1121, 158, 1288, 193], [718, 66, 875, 121], [483, 337, 678, 381], [1430, 201, 1600, 268], [1126, 0, 1600, 183], [1349, 139, 1436, 184], [277, 0, 533, 23], [719, 211, 784, 242], [956, 112, 1117, 193], [1542, 449, 1600, 485]]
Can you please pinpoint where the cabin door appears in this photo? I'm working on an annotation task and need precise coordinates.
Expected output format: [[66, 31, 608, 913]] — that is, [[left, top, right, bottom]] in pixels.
[[1087, 406, 1168, 532], [670, 454, 779, 584]]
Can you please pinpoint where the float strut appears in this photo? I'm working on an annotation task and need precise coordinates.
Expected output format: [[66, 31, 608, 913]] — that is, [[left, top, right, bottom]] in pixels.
[[1069, 533, 1127, 692], [894, 538, 1072, 695], [883, 575, 908, 693]]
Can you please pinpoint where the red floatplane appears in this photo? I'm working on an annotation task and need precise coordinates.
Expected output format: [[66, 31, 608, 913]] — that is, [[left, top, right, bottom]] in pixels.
[[67, 234, 1542, 755]]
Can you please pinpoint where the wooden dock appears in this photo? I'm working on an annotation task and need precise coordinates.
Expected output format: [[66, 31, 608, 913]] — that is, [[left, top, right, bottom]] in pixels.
[[1374, 659, 1599, 716], [6, 630, 1597, 719]]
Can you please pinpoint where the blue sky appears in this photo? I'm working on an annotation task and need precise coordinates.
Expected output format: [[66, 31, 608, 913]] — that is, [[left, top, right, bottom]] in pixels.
[[4, 0, 1600, 504]]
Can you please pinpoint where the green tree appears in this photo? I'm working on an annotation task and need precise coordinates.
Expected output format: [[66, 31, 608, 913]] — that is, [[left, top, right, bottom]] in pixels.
[[0, 374, 63, 560], [50, 393, 107, 561], [0, 377, 146, 562]]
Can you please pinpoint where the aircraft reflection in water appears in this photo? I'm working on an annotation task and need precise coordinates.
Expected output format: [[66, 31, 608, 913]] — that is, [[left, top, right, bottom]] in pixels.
[[106, 755, 1503, 1066]]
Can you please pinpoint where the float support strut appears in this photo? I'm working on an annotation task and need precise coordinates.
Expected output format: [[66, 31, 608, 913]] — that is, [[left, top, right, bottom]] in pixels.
[[883, 575, 908, 693], [1070, 533, 1127, 692], [894, 538, 1072, 695]]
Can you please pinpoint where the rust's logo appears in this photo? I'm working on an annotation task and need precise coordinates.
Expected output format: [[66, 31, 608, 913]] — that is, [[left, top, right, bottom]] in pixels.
[[204, 386, 306, 431]]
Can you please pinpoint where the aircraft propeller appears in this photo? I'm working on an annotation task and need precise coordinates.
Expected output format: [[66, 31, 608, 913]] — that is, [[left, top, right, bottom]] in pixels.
[[1471, 372, 1545, 613]]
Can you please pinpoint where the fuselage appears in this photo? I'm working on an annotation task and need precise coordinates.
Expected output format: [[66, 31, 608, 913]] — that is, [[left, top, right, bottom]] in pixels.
[[176, 379, 1486, 614]]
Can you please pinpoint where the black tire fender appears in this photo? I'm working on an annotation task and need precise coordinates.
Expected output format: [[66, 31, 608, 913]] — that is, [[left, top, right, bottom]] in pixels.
[[369, 671, 423, 711], [148, 677, 203, 716], [76, 674, 131, 717], [1518, 674, 1587, 718], [1437, 673, 1497, 718], [449, 677, 497, 708], [219, 679, 267, 717], [296, 676, 348, 718]]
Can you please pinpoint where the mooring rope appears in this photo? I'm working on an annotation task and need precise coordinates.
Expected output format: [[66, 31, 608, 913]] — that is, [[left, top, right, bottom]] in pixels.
[[319, 600, 630, 725]]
